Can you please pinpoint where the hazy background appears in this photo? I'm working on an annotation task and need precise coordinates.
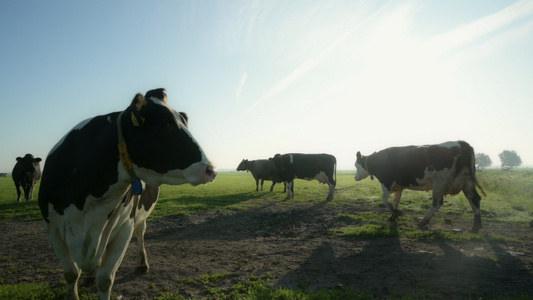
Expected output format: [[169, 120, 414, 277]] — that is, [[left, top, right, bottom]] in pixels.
[[1, 0, 532, 173]]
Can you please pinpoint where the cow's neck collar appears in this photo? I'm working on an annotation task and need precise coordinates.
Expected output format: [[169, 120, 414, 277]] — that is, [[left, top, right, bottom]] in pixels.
[[117, 111, 143, 195], [364, 158, 374, 180]]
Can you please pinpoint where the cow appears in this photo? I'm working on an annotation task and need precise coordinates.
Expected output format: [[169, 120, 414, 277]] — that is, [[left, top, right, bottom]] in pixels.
[[354, 140, 485, 233], [12, 153, 42, 203], [236, 159, 286, 192], [38, 88, 216, 300], [270, 153, 336, 201], [0, 173, 7, 177]]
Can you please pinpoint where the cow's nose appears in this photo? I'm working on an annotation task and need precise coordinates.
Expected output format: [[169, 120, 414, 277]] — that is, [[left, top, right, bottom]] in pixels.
[[206, 165, 217, 182]]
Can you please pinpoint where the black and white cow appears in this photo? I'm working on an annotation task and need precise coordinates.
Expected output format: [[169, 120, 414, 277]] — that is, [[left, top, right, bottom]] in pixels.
[[38, 88, 216, 300], [270, 153, 336, 201], [354, 140, 485, 233], [12, 153, 42, 203], [236, 159, 285, 192]]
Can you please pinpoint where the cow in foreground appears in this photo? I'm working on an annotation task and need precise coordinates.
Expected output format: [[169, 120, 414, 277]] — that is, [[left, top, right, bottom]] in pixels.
[[12, 153, 42, 203], [236, 159, 285, 192], [38, 88, 216, 300], [270, 153, 336, 201], [354, 141, 485, 233]]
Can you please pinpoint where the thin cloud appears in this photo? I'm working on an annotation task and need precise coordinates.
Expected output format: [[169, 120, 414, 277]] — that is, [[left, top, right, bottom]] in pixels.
[[424, 0, 533, 57], [236, 71, 248, 100], [246, 0, 393, 113]]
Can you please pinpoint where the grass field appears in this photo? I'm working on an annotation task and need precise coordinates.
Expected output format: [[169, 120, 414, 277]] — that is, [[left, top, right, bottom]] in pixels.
[[1, 169, 532, 299]]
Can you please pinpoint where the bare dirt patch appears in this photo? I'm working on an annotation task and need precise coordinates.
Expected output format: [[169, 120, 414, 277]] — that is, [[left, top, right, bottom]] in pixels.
[[2, 199, 533, 299]]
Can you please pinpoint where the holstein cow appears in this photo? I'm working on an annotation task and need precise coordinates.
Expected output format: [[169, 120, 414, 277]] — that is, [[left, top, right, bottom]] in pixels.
[[236, 159, 285, 192], [38, 88, 216, 300], [12, 153, 42, 203], [354, 140, 485, 233], [270, 153, 336, 201]]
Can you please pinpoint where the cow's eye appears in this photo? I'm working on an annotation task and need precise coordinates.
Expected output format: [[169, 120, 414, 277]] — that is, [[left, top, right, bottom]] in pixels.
[[163, 122, 171, 128]]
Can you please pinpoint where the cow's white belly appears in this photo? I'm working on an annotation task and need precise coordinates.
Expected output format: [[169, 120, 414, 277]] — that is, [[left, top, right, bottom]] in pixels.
[[301, 171, 329, 184], [45, 183, 134, 272]]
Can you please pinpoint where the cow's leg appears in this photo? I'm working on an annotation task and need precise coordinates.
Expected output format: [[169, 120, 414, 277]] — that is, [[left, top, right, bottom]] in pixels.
[[269, 181, 276, 192], [285, 181, 294, 199], [255, 178, 259, 191], [282, 182, 287, 193], [326, 182, 335, 201], [463, 185, 482, 233], [418, 190, 444, 228], [28, 183, 36, 201], [95, 222, 134, 300], [391, 191, 404, 218], [46, 228, 81, 300], [134, 219, 149, 274], [260, 179, 264, 191], [14, 182, 22, 203], [23, 187, 30, 202], [380, 188, 396, 221]]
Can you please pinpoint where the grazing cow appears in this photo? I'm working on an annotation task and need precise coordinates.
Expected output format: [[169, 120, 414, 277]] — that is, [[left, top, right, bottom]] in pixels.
[[38, 88, 216, 300], [12, 153, 42, 203], [354, 140, 485, 233], [270, 153, 336, 201], [236, 159, 285, 192]]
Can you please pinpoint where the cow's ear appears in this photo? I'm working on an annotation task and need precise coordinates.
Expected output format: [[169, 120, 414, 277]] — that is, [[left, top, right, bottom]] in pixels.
[[268, 158, 273, 162], [129, 93, 147, 127], [178, 112, 188, 127], [34, 158, 42, 162], [16, 157, 22, 162], [356, 151, 361, 159], [144, 88, 167, 104]]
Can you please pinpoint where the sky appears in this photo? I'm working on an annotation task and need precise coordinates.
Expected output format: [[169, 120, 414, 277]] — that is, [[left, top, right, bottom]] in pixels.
[[1, 0, 533, 173]]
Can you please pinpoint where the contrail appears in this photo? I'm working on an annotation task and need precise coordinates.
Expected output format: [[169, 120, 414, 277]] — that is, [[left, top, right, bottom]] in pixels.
[[246, 0, 393, 113]]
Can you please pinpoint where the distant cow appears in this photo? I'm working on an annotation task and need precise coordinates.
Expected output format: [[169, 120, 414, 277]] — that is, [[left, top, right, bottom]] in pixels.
[[12, 153, 42, 203], [354, 141, 485, 233], [236, 159, 285, 192], [270, 153, 336, 201], [0, 173, 7, 177], [38, 88, 216, 300]]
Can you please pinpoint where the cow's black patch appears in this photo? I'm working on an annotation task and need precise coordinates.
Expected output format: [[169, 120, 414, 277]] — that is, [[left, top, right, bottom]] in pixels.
[[39, 113, 120, 222]]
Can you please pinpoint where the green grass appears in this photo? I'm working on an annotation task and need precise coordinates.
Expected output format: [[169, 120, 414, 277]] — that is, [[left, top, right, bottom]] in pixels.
[[1, 169, 533, 299]]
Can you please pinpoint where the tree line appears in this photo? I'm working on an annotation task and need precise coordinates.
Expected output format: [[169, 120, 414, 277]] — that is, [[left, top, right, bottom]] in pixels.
[[475, 150, 522, 171]]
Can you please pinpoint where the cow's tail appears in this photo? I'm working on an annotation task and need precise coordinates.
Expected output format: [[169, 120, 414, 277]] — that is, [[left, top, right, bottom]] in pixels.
[[333, 156, 337, 187], [467, 142, 487, 197]]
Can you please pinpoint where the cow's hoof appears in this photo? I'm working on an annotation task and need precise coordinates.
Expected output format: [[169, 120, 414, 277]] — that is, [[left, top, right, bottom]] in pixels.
[[468, 226, 482, 234], [388, 215, 398, 222], [417, 220, 429, 228], [136, 266, 149, 274], [392, 209, 404, 217]]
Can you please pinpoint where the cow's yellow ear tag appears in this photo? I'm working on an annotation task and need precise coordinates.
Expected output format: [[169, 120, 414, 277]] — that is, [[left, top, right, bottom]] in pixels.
[[131, 112, 145, 127]]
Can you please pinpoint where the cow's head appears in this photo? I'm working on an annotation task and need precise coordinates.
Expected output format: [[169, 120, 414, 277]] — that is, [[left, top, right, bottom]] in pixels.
[[236, 159, 249, 172], [16, 154, 42, 187], [354, 151, 370, 181], [269, 154, 286, 173], [120, 88, 216, 186]]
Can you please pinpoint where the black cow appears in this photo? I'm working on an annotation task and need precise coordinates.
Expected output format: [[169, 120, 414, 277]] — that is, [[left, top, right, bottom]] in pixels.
[[270, 153, 336, 201], [12, 153, 42, 203], [236, 159, 285, 192], [38, 88, 216, 300], [354, 140, 485, 233]]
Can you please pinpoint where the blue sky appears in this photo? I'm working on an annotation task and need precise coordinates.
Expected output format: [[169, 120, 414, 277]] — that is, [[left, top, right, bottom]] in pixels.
[[1, 0, 532, 173]]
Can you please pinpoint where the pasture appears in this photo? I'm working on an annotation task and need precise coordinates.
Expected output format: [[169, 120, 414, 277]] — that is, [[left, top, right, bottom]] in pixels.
[[1, 170, 533, 299]]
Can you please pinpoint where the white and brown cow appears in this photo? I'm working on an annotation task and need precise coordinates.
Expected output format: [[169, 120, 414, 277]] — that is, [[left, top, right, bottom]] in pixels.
[[354, 140, 485, 233], [270, 153, 336, 201], [12, 153, 42, 203], [38, 88, 216, 300], [236, 159, 285, 192]]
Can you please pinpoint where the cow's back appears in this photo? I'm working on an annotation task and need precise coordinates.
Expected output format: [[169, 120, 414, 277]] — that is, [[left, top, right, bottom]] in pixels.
[[249, 160, 274, 179]]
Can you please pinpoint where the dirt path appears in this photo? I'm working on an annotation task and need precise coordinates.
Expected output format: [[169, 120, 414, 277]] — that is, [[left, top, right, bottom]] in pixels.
[[2, 201, 533, 299]]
